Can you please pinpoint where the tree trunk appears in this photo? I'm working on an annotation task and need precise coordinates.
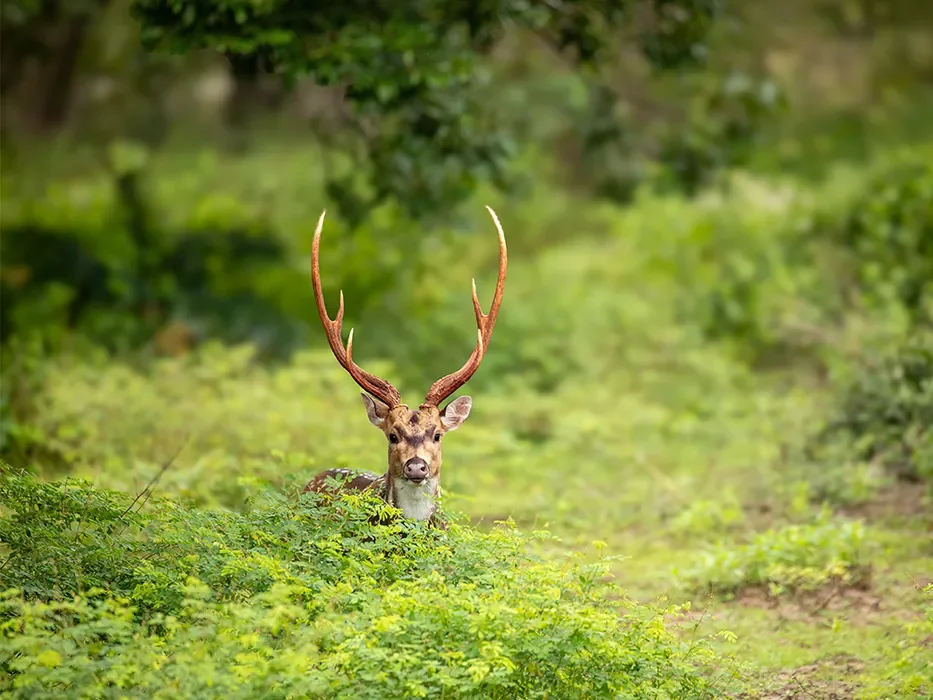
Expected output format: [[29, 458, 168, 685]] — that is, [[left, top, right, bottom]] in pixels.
[[0, 1, 108, 136]]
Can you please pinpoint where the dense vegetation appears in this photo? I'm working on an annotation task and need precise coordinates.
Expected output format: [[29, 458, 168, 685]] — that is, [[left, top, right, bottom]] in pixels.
[[2, 1, 933, 698], [1, 473, 734, 698]]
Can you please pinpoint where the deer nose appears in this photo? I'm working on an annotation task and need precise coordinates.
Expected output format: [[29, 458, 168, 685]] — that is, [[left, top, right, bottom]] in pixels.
[[403, 458, 428, 482]]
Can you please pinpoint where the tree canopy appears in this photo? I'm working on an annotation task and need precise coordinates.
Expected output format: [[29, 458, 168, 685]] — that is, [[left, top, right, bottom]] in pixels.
[[130, 0, 722, 219]]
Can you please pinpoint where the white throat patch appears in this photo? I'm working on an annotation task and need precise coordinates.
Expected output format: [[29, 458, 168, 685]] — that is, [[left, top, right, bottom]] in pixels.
[[392, 477, 439, 521]]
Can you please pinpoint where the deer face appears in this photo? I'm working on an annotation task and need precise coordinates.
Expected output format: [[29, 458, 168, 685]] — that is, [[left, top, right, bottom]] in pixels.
[[361, 394, 472, 485]]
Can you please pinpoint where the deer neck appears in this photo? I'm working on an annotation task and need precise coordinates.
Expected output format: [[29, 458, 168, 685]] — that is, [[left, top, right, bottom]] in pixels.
[[384, 471, 440, 521]]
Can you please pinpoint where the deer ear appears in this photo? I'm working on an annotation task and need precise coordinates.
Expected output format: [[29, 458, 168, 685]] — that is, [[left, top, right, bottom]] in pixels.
[[361, 393, 390, 428], [440, 396, 472, 432]]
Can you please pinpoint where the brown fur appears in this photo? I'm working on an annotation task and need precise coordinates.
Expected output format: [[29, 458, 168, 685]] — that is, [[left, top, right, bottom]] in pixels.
[[303, 468, 383, 495], [384, 405, 442, 477], [303, 394, 472, 523]]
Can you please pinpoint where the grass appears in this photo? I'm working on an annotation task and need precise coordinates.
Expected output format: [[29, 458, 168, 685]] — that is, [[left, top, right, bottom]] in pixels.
[[3, 141, 933, 697]]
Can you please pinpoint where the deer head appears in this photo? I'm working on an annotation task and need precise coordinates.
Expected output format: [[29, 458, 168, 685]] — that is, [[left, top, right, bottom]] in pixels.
[[309, 206, 507, 519]]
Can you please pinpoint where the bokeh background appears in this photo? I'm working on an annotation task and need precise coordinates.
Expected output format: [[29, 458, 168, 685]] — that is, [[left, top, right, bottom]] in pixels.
[[1, 1, 932, 696]]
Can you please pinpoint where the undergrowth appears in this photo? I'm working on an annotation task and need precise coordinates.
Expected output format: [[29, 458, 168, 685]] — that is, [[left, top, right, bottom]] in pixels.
[[680, 510, 868, 598], [859, 584, 933, 699], [0, 471, 737, 699], [813, 328, 933, 486]]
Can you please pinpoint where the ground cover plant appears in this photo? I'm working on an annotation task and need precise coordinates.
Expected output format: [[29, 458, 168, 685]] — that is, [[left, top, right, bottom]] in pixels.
[[0, 471, 734, 699]]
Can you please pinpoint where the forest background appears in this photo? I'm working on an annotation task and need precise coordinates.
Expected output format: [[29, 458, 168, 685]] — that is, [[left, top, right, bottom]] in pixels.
[[1, 1, 932, 697]]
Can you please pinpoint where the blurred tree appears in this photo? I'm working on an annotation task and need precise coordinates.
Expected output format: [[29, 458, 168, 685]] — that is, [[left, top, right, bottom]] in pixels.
[[0, 0, 111, 134], [816, 0, 933, 39], [130, 0, 723, 222], [0, 0, 190, 148], [225, 52, 283, 130]]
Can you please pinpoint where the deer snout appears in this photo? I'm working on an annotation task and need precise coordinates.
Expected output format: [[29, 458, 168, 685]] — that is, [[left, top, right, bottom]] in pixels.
[[403, 457, 429, 483]]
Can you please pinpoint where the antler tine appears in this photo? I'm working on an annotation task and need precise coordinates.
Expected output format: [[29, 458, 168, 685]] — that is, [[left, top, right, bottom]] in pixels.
[[423, 206, 508, 407], [311, 210, 402, 408]]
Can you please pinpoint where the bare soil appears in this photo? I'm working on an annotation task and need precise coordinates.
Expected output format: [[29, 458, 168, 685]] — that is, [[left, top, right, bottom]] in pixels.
[[744, 654, 864, 699]]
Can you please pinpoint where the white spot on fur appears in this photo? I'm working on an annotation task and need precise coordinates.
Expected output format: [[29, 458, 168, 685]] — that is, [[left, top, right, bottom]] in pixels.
[[392, 477, 439, 521], [331, 468, 379, 479]]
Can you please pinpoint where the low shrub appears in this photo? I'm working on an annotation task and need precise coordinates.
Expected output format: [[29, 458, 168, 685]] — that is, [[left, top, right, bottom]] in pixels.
[[835, 156, 933, 322], [813, 329, 933, 485], [680, 510, 868, 597], [656, 148, 933, 367], [0, 472, 736, 699], [0, 342, 389, 508], [667, 494, 747, 540]]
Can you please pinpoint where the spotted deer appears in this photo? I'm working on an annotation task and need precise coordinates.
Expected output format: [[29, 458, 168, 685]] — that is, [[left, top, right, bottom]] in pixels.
[[302, 206, 508, 525]]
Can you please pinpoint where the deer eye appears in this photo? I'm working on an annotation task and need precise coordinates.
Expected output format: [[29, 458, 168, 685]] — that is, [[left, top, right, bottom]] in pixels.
[[434, 433, 441, 442], [389, 433, 399, 444]]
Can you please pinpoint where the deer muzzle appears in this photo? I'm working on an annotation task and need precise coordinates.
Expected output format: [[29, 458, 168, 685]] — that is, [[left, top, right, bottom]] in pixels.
[[403, 457, 429, 484]]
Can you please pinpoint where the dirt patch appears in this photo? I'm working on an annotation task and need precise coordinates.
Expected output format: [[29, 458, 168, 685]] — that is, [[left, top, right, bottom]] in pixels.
[[664, 574, 889, 629], [732, 578, 884, 625], [839, 480, 931, 522], [743, 654, 864, 699]]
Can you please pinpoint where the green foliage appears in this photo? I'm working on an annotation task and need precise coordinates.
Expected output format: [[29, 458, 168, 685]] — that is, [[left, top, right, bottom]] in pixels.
[[793, 455, 888, 510], [6, 131, 927, 391], [681, 511, 868, 597], [661, 148, 933, 365], [652, 72, 786, 197], [542, 66, 785, 204], [0, 342, 380, 506], [836, 157, 933, 320], [0, 149, 309, 357], [663, 182, 811, 357], [668, 494, 746, 539], [815, 329, 933, 484], [0, 472, 732, 699], [0, 474, 145, 599], [128, 0, 728, 219]]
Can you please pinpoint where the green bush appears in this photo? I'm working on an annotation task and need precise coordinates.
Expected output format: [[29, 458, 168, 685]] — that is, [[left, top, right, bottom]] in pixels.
[[668, 494, 746, 540], [655, 148, 933, 365], [836, 157, 933, 321], [0, 472, 735, 699], [680, 510, 868, 597], [0, 342, 390, 508], [814, 329, 933, 484], [0, 156, 309, 358], [662, 184, 813, 359]]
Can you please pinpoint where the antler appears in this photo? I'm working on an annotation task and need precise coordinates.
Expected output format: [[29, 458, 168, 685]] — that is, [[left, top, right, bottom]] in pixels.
[[423, 206, 508, 407], [311, 210, 402, 408]]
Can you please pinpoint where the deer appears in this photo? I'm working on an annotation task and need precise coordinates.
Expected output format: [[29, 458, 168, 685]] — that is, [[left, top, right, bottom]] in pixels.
[[302, 206, 507, 526]]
